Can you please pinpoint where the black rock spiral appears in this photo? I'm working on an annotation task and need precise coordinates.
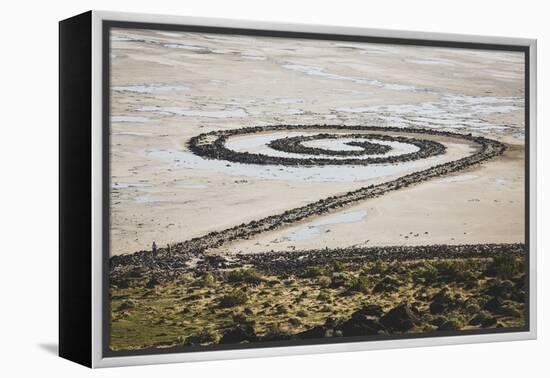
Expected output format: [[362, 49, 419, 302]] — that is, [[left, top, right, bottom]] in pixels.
[[111, 124, 509, 276], [188, 125, 446, 166]]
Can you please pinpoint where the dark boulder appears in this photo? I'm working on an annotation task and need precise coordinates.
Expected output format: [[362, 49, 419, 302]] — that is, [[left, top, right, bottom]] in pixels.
[[431, 288, 452, 303], [330, 273, 348, 288], [360, 304, 385, 317], [112, 277, 129, 289], [324, 316, 343, 329], [372, 276, 401, 293], [480, 317, 498, 328], [219, 325, 257, 344], [511, 290, 526, 303], [468, 310, 499, 327], [128, 267, 144, 278], [338, 305, 388, 336], [499, 304, 522, 318], [437, 320, 461, 331], [289, 317, 302, 327], [145, 277, 159, 289], [184, 331, 217, 346], [485, 280, 513, 299], [429, 302, 446, 315], [340, 316, 385, 336], [430, 315, 447, 327], [379, 303, 419, 332], [116, 301, 134, 312], [484, 296, 504, 313], [297, 325, 330, 339]]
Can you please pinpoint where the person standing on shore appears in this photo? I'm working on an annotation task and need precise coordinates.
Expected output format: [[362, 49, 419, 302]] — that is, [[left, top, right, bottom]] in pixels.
[[152, 241, 157, 257]]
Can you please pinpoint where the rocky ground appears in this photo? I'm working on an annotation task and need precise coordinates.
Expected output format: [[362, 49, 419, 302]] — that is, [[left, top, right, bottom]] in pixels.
[[109, 244, 526, 352]]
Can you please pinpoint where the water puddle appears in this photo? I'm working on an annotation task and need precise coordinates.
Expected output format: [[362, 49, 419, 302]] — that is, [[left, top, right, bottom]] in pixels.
[[225, 132, 420, 160], [283, 210, 367, 241], [438, 174, 478, 184], [146, 147, 444, 183], [494, 177, 513, 185]]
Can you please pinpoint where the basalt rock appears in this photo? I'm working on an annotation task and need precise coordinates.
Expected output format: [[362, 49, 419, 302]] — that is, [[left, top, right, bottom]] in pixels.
[[219, 325, 258, 344], [437, 319, 462, 331], [340, 313, 386, 336], [296, 325, 331, 339], [379, 303, 420, 332]]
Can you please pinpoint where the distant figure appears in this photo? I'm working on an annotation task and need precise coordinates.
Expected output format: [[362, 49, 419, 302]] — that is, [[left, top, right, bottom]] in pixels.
[[152, 241, 158, 257], [166, 243, 171, 255]]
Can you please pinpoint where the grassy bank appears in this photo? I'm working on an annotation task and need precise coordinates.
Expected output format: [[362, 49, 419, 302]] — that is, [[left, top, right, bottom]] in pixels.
[[110, 254, 526, 351]]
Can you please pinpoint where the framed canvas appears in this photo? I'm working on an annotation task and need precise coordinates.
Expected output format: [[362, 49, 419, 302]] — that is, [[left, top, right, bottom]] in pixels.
[[59, 10, 537, 368]]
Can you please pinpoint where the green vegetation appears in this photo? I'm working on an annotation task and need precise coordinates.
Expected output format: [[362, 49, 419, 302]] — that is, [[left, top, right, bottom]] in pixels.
[[110, 254, 526, 352], [346, 275, 370, 293], [226, 268, 264, 285], [196, 273, 215, 288], [301, 265, 327, 278], [332, 261, 346, 272], [316, 289, 331, 302], [492, 253, 520, 280], [219, 290, 248, 308]]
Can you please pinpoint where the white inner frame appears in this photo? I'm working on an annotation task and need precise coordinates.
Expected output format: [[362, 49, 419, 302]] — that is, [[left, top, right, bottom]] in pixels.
[[90, 10, 537, 368]]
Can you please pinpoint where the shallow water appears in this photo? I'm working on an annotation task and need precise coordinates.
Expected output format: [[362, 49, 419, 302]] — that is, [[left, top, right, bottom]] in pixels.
[[282, 210, 368, 241], [437, 174, 479, 184], [146, 145, 452, 183], [225, 132, 420, 160], [494, 177, 513, 185]]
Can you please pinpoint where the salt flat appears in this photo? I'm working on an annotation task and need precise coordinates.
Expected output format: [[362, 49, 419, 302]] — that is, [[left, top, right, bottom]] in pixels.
[[109, 28, 525, 256]]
